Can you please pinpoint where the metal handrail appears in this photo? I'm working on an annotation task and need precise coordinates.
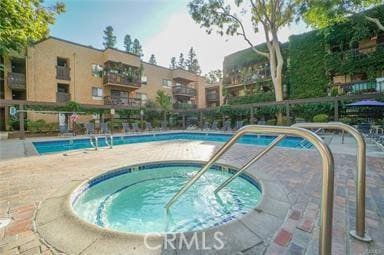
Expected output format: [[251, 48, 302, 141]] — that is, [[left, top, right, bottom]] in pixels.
[[214, 134, 286, 194], [89, 135, 98, 150], [164, 125, 335, 255], [105, 135, 113, 149], [292, 122, 372, 242]]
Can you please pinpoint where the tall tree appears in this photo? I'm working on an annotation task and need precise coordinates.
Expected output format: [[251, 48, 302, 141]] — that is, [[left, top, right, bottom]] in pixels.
[[132, 38, 143, 57], [124, 34, 132, 52], [178, 53, 185, 69], [0, 0, 65, 55], [185, 47, 201, 74], [155, 90, 172, 121], [301, 0, 384, 31], [103, 26, 116, 49], [189, 0, 300, 103], [205, 69, 223, 84], [149, 54, 157, 65], [170, 57, 177, 69]]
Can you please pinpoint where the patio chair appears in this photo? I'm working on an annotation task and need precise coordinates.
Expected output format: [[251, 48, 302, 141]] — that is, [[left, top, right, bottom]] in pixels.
[[59, 125, 74, 137], [160, 121, 168, 131], [146, 122, 153, 131], [235, 121, 243, 130], [100, 122, 109, 134], [86, 123, 95, 135], [257, 119, 266, 125], [202, 122, 210, 130], [131, 123, 140, 132], [211, 121, 219, 131], [122, 123, 131, 133], [222, 120, 232, 132]]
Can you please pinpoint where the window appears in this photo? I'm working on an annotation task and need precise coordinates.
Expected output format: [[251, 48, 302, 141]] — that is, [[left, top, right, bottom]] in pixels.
[[91, 64, 103, 77], [141, 75, 148, 85], [92, 87, 103, 99], [162, 79, 172, 87]]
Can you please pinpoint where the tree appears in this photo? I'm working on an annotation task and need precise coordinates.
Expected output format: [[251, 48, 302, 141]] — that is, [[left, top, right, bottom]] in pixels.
[[185, 47, 201, 74], [124, 34, 132, 52], [132, 38, 143, 57], [301, 0, 384, 31], [155, 90, 172, 121], [170, 57, 177, 69], [103, 26, 117, 49], [205, 70, 223, 84], [0, 0, 65, 55], [149, 54, 157, 65], [189, 0, 300, 103], [178, 53, 185, 69]]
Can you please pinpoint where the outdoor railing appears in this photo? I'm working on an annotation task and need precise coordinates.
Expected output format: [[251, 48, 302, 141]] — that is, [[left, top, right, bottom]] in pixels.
[[173, 85, 196, 97], [173, 102, 197, 109], [333, 79, 384, 94], [56, 92, 70, 103], [56, 66, 71, 80], [104, 96, 142, 106], [103, 72, 141, 88], [206, 93, 219, 101], [7, 72, 26, 90]]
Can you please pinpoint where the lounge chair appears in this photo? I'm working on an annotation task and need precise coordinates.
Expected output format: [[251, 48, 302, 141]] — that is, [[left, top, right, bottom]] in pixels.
[[86, 123, 95, 135], [146, 122, 153, 131], [59, 125, 74, 137], [222, 120, 232, 132], [211, 121, 219, 131], [131, 123, 140, 132], [257, 120, 266, 125], [100, 123, 109, 134], [235, 121, 243, 130], [160, 121, 168, 131], [202, 122, 210, 130], [122, 123, 130, 133]]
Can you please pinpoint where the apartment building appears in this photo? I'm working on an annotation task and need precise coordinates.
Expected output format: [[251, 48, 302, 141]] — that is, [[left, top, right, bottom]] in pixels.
[[1, 37, 219, 129]]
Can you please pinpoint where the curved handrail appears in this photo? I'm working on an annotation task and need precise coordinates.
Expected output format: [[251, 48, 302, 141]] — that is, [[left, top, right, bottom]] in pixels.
[[105, 135, 113, 149], [164, 125, 335, 255], [89, 135, 98, 150], [292, 122, 372, 242]]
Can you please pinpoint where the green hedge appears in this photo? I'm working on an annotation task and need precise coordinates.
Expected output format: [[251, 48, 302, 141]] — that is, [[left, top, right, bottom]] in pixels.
[[288, 31, 328, 98]]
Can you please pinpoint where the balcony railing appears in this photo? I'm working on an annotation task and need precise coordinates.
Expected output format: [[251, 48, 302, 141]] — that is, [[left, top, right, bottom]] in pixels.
[[333, 80, 384, 95], [56, 92, 70, 103], [56, 66, 71, 80], [104, 96, 142, 107], [7, 72, 26, 90], [173, 102, 197, 110], [173, 85, 196, 97], [103, 72, 141, 88], [207, 93, 219, 101]]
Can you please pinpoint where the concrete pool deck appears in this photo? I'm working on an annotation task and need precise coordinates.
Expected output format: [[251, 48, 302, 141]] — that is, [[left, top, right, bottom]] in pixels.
[[0, 135, 383, 254]]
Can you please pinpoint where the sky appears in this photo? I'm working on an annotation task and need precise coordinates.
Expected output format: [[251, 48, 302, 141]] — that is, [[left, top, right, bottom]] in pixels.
[[47, 0, 312, 74]]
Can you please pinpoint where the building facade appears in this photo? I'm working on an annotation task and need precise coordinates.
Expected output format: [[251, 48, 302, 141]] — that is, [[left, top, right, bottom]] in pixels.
[[1, 37, 222, 130]]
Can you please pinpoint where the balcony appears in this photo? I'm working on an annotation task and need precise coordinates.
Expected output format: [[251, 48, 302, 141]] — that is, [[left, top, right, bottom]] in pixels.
[[206, 93, 219, 101], [333, 79, 384, 95], [7, 72, 26, 90], [104, 96, 142, 107], [56, 66, 71, 80], [173, 85, 196, 97], [103, 72, 141, 89], [56, 92, 70, 103], [173, 102, 197, 110]]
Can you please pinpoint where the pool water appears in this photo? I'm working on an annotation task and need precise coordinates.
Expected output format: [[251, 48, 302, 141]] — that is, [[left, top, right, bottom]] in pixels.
[[33, 132, 311, 154], [71, 163, 262, 234]]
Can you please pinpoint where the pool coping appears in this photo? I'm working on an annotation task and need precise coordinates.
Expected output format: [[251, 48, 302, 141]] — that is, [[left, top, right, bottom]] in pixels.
[[34, 160, 291, 255]]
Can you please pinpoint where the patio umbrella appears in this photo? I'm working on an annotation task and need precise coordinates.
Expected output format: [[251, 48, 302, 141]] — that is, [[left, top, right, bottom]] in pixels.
[[346, 99, 384, 107]]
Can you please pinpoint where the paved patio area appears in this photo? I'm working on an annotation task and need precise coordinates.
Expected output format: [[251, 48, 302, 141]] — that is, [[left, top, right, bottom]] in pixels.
[[0, 136, 383, 254]]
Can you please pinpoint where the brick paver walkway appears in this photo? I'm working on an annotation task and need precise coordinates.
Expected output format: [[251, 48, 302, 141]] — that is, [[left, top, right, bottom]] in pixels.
[[0, 140, 383, 254]]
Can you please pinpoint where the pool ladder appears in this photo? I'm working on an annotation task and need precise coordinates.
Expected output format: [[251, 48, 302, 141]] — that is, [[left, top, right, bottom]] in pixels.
[[165, 125, 334, 255], [89, 135, 114, 150]]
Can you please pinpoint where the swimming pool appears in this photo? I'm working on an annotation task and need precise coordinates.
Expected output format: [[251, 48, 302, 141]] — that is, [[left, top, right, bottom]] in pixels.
[[33, 131, 311, 154], [71, 162, 262, 234]]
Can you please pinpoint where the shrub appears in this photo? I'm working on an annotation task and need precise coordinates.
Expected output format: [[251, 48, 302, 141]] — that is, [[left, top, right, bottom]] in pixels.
[[339, 117, 352, 125], [313, 114, 329, 123], [277, 116, 292, 126], [27, 119, 47, 132], [266, 119, 276, 125]]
